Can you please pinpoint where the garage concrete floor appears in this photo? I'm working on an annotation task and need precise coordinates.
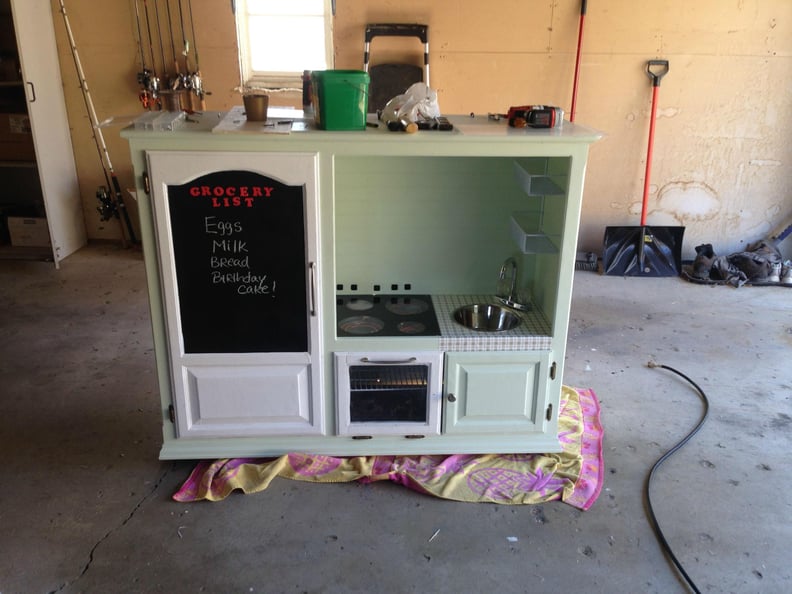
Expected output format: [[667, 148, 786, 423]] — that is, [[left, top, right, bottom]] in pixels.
[[0, 243, 789, 594]]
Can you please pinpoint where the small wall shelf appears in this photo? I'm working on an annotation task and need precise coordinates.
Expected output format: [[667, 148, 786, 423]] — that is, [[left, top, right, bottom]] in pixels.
[[513, 161, 565, 197], [510, 211, 559, 254]]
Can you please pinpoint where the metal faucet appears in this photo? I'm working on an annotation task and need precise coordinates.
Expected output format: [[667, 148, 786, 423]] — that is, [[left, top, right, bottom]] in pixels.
[[497, 257, 531, 311], [497, 257, 518, 303]]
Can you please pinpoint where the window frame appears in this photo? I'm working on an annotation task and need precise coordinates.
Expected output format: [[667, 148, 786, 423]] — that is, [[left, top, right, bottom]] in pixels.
[[234, 0, 335, 90]]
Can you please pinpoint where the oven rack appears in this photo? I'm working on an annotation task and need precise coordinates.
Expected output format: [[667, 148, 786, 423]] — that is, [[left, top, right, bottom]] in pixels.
[[350, 365, 428, 392]]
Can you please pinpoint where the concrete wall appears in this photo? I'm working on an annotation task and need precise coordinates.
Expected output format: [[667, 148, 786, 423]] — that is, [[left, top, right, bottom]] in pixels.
[[51, 0, 792, 257]]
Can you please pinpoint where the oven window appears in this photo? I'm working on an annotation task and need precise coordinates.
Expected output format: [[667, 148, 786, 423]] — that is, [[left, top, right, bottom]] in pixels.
[[349, 364, 429, 423]]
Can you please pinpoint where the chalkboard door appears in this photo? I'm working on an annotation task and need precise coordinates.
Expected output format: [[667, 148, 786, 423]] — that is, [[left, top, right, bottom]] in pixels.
[[147, 151, 324, 438], [167, 169, 308, 354]]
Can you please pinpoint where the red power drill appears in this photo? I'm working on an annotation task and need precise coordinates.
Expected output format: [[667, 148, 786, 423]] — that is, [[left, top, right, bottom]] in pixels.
[[506, 105, 564, 128]]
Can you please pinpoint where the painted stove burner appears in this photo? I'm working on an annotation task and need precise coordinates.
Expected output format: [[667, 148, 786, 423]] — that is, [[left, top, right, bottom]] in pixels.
[[397, 321, 426, 335], [385, 297, 429, 316], [338, 316, 384, 335], [344, 298, 374, 312], [336, 295, 440, 337]]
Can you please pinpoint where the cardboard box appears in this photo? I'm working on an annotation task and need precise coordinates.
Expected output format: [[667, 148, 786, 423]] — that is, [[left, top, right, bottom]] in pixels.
[[8, 216, 50, 247], [0, 113, 36, 161]]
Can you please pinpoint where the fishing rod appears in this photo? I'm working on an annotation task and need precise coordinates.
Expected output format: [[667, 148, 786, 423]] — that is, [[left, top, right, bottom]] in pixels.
[[153, 0, 169, 89], [178, 0, 201, 112], [132, 0, 150, 108], [176, 0, 193, 105], [156, 0, 188, 112], [165, 0, 180, 89], [186, 0, 206, 110], [58, 0, 139, 246], [140, 0, 161, 109]]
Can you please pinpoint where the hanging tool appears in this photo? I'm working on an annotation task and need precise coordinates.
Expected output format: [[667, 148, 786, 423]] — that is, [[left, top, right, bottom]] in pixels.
[[602, 60, 684, 276], [570, 0, 587, 122], [58, 0, 139, 246]]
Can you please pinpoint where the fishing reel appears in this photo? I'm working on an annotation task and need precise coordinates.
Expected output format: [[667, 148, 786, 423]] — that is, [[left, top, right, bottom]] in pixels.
[[189, 72, 203, 98], [136, 68, 151, 87], [138, 89, 154, 110], [169, 73, 191, 91], [137, 68, 160, 95], [168, 75, 179, 90], [95, 186, 117, 221], [137, 69, 161, 109]]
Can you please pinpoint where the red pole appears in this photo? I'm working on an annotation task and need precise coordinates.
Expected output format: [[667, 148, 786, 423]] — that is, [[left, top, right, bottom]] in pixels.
[[640, 84, 660, 226], [641, 59, 669, 225], [570, 0, 587, 123]]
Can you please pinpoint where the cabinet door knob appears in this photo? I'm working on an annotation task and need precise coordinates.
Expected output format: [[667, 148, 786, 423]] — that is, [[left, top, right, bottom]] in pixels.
[[447, 393, 456, 402]]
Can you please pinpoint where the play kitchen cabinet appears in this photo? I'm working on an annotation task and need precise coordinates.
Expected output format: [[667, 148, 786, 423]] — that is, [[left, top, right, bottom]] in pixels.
[[123, 113, 600, 459]]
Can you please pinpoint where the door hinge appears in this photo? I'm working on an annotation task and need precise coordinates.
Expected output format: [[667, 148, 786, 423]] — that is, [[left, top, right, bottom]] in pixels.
[[142, 171, 150, 195], [168, 404, 175, 423], [550, 361, 557, 380], [546, 403, 553, 421]]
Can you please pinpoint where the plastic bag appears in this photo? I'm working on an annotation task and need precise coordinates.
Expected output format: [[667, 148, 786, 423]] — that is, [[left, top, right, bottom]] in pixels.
[[380, 82, 441, 124]]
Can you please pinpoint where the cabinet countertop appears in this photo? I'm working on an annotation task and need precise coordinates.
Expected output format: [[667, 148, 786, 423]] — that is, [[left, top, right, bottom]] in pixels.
[[122, 109, 603, 148], [433, 295, 552, 351]]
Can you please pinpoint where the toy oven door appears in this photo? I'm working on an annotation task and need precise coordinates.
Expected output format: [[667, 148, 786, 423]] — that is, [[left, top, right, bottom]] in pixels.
[[335, 351, 442, 437]]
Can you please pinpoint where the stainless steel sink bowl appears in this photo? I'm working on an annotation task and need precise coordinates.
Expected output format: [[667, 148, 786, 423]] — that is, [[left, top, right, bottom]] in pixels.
[[453, 304, 521, 332]]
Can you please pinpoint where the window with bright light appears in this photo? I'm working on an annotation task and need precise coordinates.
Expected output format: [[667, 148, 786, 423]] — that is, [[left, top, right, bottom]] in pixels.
[[235, 0, 334, 89]]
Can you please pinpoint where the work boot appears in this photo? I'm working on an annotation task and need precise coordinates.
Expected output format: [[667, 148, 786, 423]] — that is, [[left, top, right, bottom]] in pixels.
[[768, 262, 781, 283], [692, 243, 715, 279], [782, 261, 792, 285]]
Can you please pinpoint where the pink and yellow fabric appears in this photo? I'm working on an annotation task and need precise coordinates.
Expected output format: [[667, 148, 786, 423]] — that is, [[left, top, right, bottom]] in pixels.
[[173, 386, 604, 510]]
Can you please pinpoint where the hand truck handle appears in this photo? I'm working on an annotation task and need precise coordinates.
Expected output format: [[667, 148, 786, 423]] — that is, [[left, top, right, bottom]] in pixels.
[[365, 24, 428, 43]]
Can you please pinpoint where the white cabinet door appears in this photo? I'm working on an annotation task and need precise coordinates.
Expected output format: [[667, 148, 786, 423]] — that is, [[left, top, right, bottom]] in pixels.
[[444, 351, 552, 435], [179, 357, 316, 437], [147, 151, 323, 438], [11, 0, 86, 264]]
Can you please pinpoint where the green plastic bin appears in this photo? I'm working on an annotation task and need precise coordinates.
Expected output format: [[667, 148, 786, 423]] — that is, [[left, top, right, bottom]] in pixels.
[[311, 70, 370, 130]]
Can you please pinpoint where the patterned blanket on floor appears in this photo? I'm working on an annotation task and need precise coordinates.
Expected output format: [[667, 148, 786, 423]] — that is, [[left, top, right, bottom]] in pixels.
[[173, 386, 604, 510]]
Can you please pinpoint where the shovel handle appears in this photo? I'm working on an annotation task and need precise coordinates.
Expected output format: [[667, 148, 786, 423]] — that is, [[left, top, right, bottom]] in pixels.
[[640, 60, 668, 226], [646, 60, 669, 86]]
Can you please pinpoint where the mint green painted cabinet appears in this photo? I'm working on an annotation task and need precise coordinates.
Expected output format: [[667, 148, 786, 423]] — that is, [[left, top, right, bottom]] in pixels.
[[444, 351, 552, 435], [122, 112, 601, 459]]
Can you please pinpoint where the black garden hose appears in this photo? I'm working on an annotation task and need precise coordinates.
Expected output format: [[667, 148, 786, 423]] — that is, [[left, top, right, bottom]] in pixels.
[[645, 361, 710, 594]]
